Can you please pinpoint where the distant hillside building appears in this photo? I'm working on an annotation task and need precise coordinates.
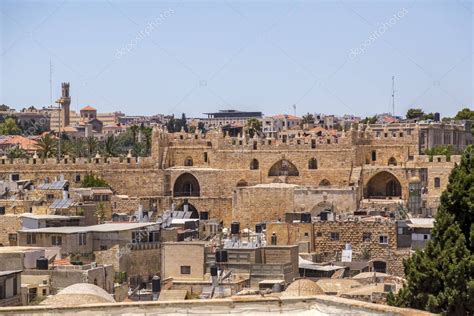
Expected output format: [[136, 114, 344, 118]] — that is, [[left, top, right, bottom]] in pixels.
[[201, 110, 262, 128]]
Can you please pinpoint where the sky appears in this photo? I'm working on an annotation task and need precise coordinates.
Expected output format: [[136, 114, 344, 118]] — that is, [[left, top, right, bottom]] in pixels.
[[0, 0, 472, 118]]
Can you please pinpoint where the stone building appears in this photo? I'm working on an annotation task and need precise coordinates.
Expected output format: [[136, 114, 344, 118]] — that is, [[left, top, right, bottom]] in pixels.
[[0, 122, 469, 227]]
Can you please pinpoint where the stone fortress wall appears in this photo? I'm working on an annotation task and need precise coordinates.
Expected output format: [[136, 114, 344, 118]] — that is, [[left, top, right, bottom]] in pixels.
[[0, 125, 463, 225]]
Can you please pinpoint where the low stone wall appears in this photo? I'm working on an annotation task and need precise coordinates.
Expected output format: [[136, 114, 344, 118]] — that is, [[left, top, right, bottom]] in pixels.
[[0, 215, 22, 246], [0, 295, 434, 315]]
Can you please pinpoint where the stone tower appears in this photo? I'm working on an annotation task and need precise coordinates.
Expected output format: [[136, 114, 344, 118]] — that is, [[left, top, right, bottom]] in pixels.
[[60, 82, 71, 127]]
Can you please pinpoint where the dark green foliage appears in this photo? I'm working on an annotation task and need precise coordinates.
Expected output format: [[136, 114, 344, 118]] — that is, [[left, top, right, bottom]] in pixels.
[[388, 146, 474, 314], [424, 145, 456, 161], [81, 173, 109, 188], [406, 108, 435, 120], [166, 113, 188, 133], [362, 116, 377, 124], [246, 118, 262, 137], [302, 113, 315, 125]]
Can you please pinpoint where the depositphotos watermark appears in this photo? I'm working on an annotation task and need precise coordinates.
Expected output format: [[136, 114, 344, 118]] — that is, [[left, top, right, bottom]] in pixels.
[[115, 8, 175, 60], [349, 8, 408, 60]]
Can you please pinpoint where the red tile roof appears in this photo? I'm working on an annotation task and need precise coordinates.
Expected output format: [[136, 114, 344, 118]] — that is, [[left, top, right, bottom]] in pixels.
[[81, 105, 96, 111]]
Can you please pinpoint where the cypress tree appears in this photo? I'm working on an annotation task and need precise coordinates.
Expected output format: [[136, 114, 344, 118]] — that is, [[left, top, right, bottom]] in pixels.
[[388, 146, 474, 314]]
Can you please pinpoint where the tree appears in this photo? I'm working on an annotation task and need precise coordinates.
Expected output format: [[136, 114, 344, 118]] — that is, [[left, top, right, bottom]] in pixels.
[[95, 202, 106, 224], [454, 107, 474, 121], [0, 117, 21, 135], [70, 138, 86, 158], [362, 116, 377, 124], [406, 108, 425, 120], [85, 136, 98, 158], [302, 113, 315, 125], [81, 173, 109, 187], [35, 134, 57, 158], [103, 135, 119, 157], [424, 145, 456, 161], [0, 104, 10, 111], [388, 145, 474, 314], [6, 146, 28, 159], [130, 125, 139, 143], [246, 118, 262, 138], [140, 126, 153, 156]]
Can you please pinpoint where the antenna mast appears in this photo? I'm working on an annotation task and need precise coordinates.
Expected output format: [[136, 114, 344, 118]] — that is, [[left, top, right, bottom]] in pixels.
[[391, 76, 395, 116], [49, 60, 53, 107]]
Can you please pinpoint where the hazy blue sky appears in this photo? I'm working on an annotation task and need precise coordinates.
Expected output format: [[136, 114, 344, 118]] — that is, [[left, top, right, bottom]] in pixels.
[[1, 0, 472, 118]]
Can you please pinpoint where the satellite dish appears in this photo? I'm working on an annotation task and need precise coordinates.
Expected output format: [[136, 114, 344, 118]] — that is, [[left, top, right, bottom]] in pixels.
[[156, 217, 163, 225]]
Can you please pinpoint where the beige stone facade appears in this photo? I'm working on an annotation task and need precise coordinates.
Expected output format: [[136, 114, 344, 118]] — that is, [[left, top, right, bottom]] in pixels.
[[0, 125, 464, 226]]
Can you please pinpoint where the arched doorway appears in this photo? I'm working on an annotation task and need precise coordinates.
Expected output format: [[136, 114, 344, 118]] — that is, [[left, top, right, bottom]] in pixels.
[[310, 201, 333, 217], [175, 202, 199, 218], [250, 159, 259, 170], [173, 173, 200, 197], [268, 159, 299, 176], [365, 171, 401, 198]]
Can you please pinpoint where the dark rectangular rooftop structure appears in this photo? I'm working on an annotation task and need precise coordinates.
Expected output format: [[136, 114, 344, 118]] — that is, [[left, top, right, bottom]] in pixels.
[[203, 110, 263, 119]]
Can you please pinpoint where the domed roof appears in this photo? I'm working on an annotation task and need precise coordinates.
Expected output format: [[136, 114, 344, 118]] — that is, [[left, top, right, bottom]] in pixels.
[[408, 176, 421, 183], [41, 283, 115, 306], [282, 279, 325, 297]]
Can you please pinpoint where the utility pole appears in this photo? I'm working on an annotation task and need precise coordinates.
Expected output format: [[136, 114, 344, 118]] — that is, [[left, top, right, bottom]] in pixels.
[[392, 76, 395, 116]]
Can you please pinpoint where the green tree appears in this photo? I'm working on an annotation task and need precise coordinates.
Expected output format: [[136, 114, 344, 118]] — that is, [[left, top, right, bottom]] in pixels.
[[130, 125, 139, 143], [140, 126, 153, 156], [0, 117, 21, 135], [35, 134, 57, 158], [0, 104, 10, 111], [362, 116, 377, 124], [81, 173, 109, 187], [85, 136, 98, 158], [6, 146, 28, 159], [454, 107, 474, 120], [406, 108, 425, 120], [95, 202, 106, 224], [70, 138, 86, 158], [103, 135, 119, 157], [302, 113, 315, 125], [424, 145, 455, 161], [388, 146, 474, 314], [246, 118, 262, 138]]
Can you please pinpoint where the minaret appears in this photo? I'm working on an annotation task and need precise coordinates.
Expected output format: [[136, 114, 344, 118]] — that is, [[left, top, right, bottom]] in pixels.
[[59, 82, 71, 127]]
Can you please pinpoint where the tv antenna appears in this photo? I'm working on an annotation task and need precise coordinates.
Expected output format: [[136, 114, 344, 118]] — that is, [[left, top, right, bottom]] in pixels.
[[391, 76, 395, 116]]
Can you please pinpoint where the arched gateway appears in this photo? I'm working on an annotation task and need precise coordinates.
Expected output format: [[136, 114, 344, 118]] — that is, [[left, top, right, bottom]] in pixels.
[[173, 173, 200, 197], [365, 171, 402, 199]]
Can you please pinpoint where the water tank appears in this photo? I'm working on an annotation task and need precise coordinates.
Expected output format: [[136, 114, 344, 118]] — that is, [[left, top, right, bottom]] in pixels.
[[230, 222, 240, 235], [152, 276, 161, 293], [210, 265, 218, 277], [271, 233, 277, 245], [255, 223, 263, 233], [215, 249, 228, 263], [301, 213, 312, 223], [199, 211, 209, 220], [434, 112, 440, 122], [36, 257, 49, 270]]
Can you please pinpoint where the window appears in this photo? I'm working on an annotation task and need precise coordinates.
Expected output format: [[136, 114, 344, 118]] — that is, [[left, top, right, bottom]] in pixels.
[[79, 233, 86, 246], [46, 194, 54, 200], [397, 227, 404, 234], [100, 245, 107, 250], [304, 232, 309, 237], [311, 139, 316, 149], [204, 152, 208, 163], [0, 206, 5, 215], [362, 232, 372, 242], [13, 276, 17, 295], [371, 150, 377, 161], [379, 235, 388, 244], [316, 232, 322, 237], [27, 233, 36, 245], [184, 157, 193, 166], [250, 159, 259, 170], [42, 289, 47, 296], [75, 174, 81, 182], [308, 158, 318, 169], [51, 236, 62, 246], [8, 234, 17, 241], [330, 232, 339, 241], [11, 174, 19, 181], [253, 142, 257, 150], [180, 266, 191, 274], [434, 177, 441, 188]]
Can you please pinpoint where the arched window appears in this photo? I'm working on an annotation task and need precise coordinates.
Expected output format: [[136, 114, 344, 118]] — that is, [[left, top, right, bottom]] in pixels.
[[388, 157, 397, 166], [173, 173, 200, 197], [308, 158, 318, 169], [250, 159, 259, 170], [184, 157, 193, 166], [268, 159, 299, 176], [365, 171, 402, 199]]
